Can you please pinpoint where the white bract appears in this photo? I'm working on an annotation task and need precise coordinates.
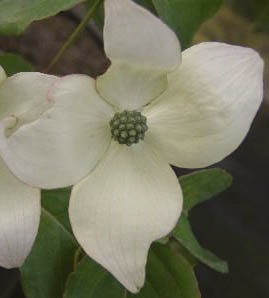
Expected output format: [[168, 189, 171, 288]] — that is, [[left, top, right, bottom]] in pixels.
[[0, 70, 57, 268], [0, 0, 264, 293]]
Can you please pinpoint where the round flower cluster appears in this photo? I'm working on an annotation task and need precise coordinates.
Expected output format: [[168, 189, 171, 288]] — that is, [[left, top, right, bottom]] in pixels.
[[110, 110, 148, 146]]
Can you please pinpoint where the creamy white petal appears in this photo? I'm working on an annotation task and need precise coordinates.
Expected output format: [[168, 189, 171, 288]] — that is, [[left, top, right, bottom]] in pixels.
[[0, 65, 6, 83], [96, 0, 181, 110], [103, 0, 181, 70], [0, 72, 57, 122], [97, 62, 167, 110], [0, 155, 40, 268], [69, 141, 182, 293], [145, 42, 264, 168], [0, 75, 114, 189]]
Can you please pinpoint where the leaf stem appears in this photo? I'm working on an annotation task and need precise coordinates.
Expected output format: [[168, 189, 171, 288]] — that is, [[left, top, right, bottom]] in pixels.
[[44, 0, 103, 73], [124, 289, 128, 298]]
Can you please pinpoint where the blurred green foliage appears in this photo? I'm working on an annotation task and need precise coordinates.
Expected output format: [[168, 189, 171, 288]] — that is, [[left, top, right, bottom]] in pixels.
[[0, 53, 33, 75], [152, 0, 223, 49], [226, 0, 269, 32], [0, 0, 85, 35], [64, 244, 201, 298]]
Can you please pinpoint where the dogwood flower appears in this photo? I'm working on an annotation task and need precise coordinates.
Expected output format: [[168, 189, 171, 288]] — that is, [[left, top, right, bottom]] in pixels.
[[0, 0, 263, 293], [0, 68, 57, 268]]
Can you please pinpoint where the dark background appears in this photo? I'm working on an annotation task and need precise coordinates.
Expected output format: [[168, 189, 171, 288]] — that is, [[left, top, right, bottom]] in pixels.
[[0, 2, 268, 298]]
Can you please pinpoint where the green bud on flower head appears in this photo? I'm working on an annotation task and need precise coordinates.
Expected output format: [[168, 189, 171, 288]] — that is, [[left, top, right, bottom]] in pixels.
[[110, 110, 148, 146]]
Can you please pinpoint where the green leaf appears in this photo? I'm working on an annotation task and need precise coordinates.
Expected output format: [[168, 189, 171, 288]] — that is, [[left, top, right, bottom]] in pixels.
[[0, 53, 33, 75], [64, 256, 124, 298], [134, 0, 156, 12], [172, 169, 231, 273], [0, 0, 85, 35], [42, 188, 72, 232], [64, 243, 200, 298], [143, 244, 200, 298], [152, 0, 223, 49], [21, 189, 78, 298], [179, 168, 232, 212], [88, 1, 105, 29], [173, 213, 228, 273]]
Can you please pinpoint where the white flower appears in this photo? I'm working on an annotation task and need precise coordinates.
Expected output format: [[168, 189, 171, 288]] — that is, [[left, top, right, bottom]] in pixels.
[[0, 69, 57, 268], [0, 0, 263, 293]]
